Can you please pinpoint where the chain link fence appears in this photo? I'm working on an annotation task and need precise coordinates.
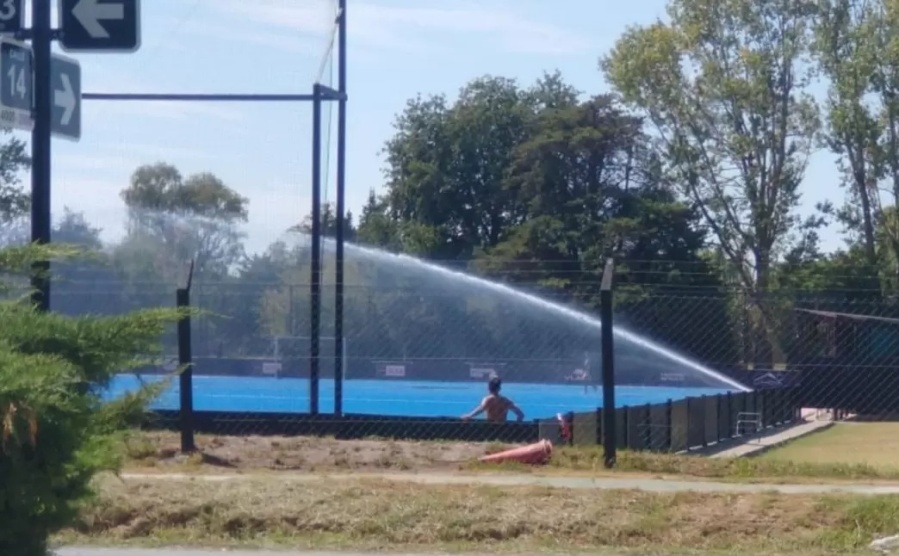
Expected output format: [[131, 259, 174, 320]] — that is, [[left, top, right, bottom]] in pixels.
[[619, 287, 899, 417], [40, 268, 802, 442], [49, 254, 899, 465]]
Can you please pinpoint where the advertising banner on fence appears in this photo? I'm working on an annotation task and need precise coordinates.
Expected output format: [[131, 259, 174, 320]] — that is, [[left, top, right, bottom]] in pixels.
[[261, 362, 282, 376], [660, 372, 686, 384], [376, 362, 406, 378], [468, 364, 499, 379]]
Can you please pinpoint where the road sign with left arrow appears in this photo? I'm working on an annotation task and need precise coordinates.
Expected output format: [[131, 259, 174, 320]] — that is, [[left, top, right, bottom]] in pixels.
[[58, 0, 141, 53], [50, 53, 81, 141]]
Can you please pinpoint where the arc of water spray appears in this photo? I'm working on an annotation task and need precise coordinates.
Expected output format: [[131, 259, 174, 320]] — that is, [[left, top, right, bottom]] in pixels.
[[310, 236, 750, 392]]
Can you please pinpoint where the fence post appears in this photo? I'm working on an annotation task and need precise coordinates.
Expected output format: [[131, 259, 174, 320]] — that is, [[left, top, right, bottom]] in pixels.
[[288, 285, 295, 337], [309, 83, 323, 415], [665, 399, 673, 451], [177, 260, 196, 454], [716, 394, 723, 442], [700, 395, 708, 447], [726, 391, 733, 437], [643, 403, 652, 451], [333, 0, 348, 417], [600, 258, 617, 468], [685, 397, 692, 451]]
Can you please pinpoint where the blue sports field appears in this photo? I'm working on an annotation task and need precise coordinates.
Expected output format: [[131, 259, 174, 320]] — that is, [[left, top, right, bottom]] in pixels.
[[108, 374, 732, 419]]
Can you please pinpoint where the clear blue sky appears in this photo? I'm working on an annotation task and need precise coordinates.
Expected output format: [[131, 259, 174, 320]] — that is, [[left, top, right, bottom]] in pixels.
[[32, 0, 844, 256]]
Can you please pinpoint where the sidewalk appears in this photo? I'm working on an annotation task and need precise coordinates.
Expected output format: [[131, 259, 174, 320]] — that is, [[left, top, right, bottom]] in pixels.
[[57, 550, 507, 556], [58, 549, 630, 556], [121, 469, 899, 495], [708, 418, 834, 458]]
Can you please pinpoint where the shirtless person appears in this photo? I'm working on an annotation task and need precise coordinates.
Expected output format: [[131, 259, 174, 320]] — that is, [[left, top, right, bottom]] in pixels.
[[581, 353, 599, 394], [461, 377, 525, 422]]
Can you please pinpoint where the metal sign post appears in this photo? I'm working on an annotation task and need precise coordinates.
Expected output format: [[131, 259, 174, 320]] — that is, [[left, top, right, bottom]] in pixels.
[[20, 0, 142, 309]]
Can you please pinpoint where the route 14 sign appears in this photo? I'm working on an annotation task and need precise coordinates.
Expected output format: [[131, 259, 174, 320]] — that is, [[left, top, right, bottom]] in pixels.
[[0, 37, 32, 132]]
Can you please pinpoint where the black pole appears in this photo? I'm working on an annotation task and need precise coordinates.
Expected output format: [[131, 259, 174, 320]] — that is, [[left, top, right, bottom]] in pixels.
[[333, 0, 347, 416], [30, 0, 52, 311], [309, 83, 322, 415], [177, 287, 194, 453], [600, 258, 617, 468]]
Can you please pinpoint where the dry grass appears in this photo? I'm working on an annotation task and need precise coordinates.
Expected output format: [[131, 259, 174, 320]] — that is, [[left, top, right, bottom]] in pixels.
[[58, 475, 899, 554], [760, 423, 899, 471], [123, 430, 899, 483], [546, 444, 899, 482]]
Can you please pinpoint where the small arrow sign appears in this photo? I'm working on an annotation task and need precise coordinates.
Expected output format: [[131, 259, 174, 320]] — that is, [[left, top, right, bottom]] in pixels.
[[59, 0, 140, 53], [50, 53, 81, 141], [71, 0, 124, 39], [54, 73, 75, 126]]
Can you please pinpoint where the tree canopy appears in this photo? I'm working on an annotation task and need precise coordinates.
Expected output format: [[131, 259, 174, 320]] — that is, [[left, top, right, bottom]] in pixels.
[[9, 0, 899, 375]]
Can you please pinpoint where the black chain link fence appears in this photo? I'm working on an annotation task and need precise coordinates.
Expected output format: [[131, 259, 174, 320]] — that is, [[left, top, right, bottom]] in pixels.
[[55, 269, 887, 450], [48, 255, 899, 453]]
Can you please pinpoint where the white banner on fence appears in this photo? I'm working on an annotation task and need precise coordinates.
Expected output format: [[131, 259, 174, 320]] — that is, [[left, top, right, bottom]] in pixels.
[[469, 367, 496, 379], [262, 362, 282, 376], [383, 364, 406, 377]]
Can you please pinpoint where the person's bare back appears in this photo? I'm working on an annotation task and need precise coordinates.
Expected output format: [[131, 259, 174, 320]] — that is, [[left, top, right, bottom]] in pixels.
[[462, 377, 524, 422], [480, 394, 516, 422]]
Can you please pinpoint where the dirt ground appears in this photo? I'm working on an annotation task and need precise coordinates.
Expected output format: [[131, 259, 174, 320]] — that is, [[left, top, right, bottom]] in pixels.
[[124, 430, 899, 482], [124, 431, 511, 472]]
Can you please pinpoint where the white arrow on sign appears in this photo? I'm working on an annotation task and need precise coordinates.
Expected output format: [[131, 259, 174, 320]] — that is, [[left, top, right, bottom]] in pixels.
[[71, 0, 124, 39], [54, 73, 76, 126]]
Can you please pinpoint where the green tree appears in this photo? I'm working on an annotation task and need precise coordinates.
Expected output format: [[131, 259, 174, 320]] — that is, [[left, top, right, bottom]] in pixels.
[[293, 201, 356, 241], [53, 207, 103, 249], [117, 162, 249, 280], [778, 244, 880, 294], [863, 0, 899, 283], [376, 74, 575, 260], [476, 95, 709, 295], [813, 0, 882, 290], [0, 133, 33, 245], [0, 133, 30, 220], [113, 163, 250, 357], [602, 0, 820, 365], [475, 94, 732, 363], [50, 208, 127, 317], [0, 243, 185, 556], [350, 73, 735, 369], [356, 189, 402, 250]]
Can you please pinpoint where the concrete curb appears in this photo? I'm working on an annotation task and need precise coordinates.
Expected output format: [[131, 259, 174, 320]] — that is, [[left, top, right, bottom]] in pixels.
[[742, 421, 835, 459], [701, 419, 835, 459]]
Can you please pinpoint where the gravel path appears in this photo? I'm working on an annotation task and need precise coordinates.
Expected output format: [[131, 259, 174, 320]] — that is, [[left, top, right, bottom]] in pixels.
[[57, 549, 635, 556], [121, 470, 899, 495], [56, 550, 507, 556]]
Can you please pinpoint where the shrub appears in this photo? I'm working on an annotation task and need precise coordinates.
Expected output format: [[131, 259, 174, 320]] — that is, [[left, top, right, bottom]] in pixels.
[[0, 244, 185, 556]]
